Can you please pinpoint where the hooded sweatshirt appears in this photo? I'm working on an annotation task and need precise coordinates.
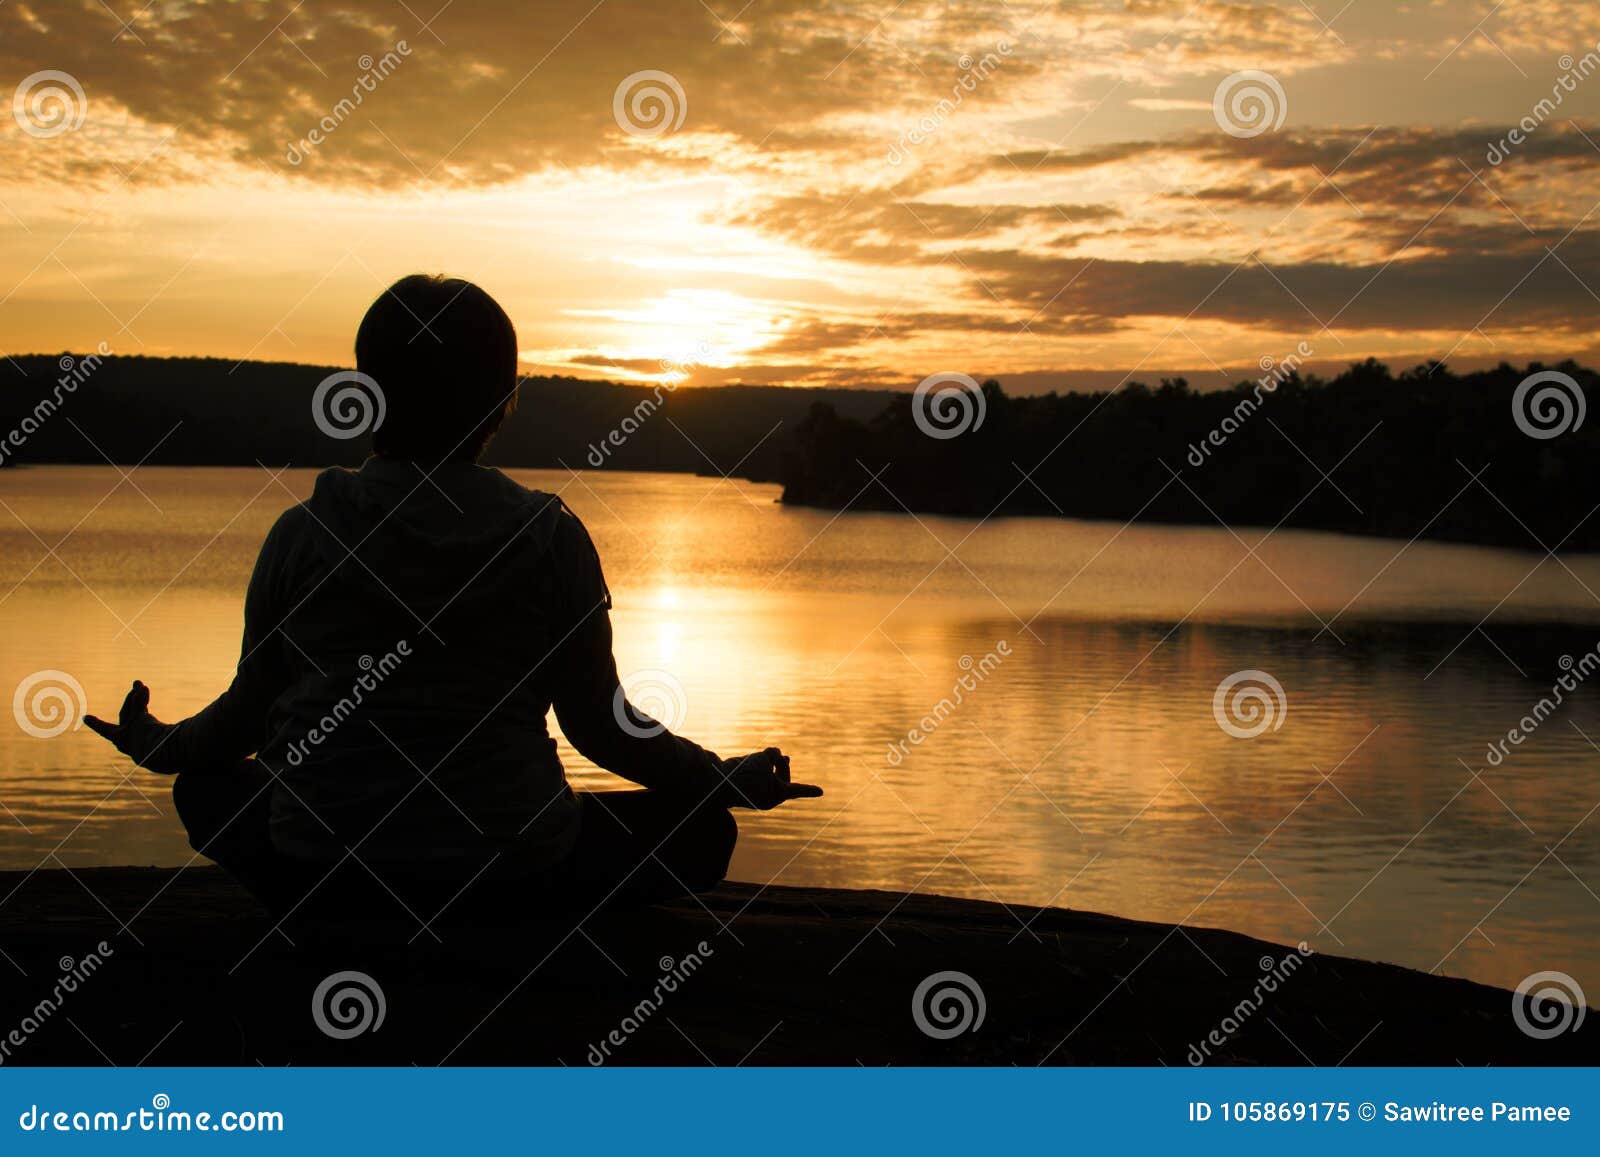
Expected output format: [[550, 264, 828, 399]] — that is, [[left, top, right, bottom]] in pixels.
[[141, 457, 721, 876]]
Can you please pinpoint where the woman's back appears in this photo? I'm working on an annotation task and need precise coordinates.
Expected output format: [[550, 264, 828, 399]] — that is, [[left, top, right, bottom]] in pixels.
[[255, 459, 586, 870]]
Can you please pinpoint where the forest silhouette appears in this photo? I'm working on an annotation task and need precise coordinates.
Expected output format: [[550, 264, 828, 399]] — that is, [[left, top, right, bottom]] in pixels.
[[3, 353, 1596, 550], [784, 359, 1600, 551], [0, 354, 891, 481]]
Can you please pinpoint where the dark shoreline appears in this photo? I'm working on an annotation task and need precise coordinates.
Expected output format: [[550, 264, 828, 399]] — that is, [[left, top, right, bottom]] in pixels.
[[9, 459, 1587, 557], [779, 362, 1600, 554], [9, 458, 1598, 558], [0, 867, 1590, 1066], [8, 353, 1600, 553], [776, 490, 1600, 556]]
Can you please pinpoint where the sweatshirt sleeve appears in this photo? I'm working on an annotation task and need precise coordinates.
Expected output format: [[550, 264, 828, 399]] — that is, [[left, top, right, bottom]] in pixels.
[[136, 509, 302, 775], [548, 503, 723, 793]]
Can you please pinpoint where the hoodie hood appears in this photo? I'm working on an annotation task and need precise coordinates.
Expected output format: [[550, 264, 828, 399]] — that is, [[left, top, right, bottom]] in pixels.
[[302, 457, 565, 612]]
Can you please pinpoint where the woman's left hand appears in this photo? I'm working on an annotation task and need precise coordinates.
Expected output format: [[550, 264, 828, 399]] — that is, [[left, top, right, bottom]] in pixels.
[[84, 680, 175, 769]]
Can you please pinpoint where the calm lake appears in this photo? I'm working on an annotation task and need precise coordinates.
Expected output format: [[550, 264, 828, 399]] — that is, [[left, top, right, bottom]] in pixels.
[[3, 465, 1598, 993]]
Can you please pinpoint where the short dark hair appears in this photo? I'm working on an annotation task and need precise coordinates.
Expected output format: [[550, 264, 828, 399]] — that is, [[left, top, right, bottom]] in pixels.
[[356, 274, 519, 463]]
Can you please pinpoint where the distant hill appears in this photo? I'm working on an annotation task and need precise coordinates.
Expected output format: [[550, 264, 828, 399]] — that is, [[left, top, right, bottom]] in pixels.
[[9, 352, 1598, 553], [0, 354, 896, 480], [782, 359, 1600, 552]]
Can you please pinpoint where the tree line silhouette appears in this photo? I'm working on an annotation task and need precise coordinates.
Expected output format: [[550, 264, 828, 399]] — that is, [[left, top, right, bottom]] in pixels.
[[5, 353, 1598, 550], [0, 355, 892, 481], [781, 360, 1600, 551]]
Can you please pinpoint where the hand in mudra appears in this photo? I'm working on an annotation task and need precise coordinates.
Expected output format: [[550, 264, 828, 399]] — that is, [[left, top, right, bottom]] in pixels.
[[716, 747, 822, 810], [84, 680, 174, 769]]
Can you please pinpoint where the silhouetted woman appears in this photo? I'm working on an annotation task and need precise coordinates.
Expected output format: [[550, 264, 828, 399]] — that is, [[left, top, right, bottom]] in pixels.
[[86, 274, 820, 921]]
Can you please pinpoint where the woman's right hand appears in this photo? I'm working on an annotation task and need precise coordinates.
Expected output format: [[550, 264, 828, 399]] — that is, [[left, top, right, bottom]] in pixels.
[[714, 747, 822, 810]]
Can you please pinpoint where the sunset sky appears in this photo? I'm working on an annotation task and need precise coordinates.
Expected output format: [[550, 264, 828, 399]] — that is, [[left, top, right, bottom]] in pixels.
[[3, 0, 1600, 392]]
